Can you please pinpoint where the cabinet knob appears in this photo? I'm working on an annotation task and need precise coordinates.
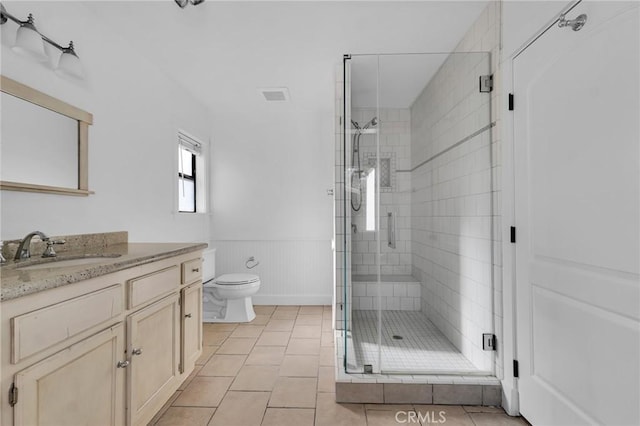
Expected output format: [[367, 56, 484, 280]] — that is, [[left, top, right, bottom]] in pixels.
[[192, 268, 200, 272], [185, 313, 192, 318], [117, 360, 130, 368], [132, 348, 143, 356]]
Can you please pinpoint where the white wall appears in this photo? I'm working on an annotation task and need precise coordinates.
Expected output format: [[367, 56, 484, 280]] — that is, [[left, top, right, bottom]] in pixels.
[[206, 64, 335, 305], [0, 2, 211, 243]]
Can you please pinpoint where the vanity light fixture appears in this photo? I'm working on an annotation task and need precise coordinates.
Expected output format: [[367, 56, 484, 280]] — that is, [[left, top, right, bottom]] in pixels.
[[0, 4, 84, 80], [175, 0, 205, 9]]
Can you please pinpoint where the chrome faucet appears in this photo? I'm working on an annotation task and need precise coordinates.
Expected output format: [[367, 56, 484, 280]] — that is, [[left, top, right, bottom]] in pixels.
[[14, 231, 65, 260]]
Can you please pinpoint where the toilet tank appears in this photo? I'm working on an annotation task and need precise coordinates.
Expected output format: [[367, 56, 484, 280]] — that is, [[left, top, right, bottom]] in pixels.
[[202, 247, 216, 283]]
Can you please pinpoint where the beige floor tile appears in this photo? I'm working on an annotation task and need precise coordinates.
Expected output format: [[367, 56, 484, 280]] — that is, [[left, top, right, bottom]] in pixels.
[[203, 330, 231, 346], [275, 305, 300, 312], [315, 392, 366, 426], [414, 405, 467, 417], [286, 338, 320, 355], [292, 325, 322, 338], [279, 355, 319, 377], [469, 413, 529, 426], [271, 311, 298, 319], [230, 325, 265, 338], [154, 406, 215, 426], [203, 323, 237, 332], [413, 406, 474, 426], [245, 345, 286, 365], [199, 354, 247, 376], [295, 315, 322, 325], [217, 337, 257, 354], [261, 408, 315, 426], [463, 405, 506, 413], [299, 306, 324, 315], [319, 346, 335, 366], [366, 404, 414, 411], [150, 391, 181, 424], [250, 314, 271, 325], [317, 366, 335, 392], [208, 391, 270, 426], [269, 377, 318, 408], [366, 409, 415, 426], [173, 376, 233, 407], [321, 332, 334, 347], [179, 365, 203, 390], [254, 305, 276, 315], [196, 345, 218, 365], [256, 331, 291, 346], [230, 365, 280, 391], [265, 319, 295, 331]]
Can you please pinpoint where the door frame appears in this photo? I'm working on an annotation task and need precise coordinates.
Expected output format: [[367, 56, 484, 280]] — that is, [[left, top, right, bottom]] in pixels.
[[500, 0, 580, 416]]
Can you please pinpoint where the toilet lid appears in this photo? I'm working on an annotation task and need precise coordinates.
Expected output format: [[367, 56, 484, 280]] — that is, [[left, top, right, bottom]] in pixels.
[[213, 273, 259, 285]]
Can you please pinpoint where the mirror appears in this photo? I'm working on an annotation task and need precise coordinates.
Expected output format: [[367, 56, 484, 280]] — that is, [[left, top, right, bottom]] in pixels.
[[0, 75, 93, 196]]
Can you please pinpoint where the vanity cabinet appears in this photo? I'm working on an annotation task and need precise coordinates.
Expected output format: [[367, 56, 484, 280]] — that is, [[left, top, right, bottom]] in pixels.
[[13, 324, 125, 426], [0, 249, 204, 426], [127, 294, 180, 426], [181, 281, 202, 374]]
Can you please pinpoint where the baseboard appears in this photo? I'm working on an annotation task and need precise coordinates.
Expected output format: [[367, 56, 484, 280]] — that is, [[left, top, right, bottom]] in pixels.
[[252, 295, 332, 305]]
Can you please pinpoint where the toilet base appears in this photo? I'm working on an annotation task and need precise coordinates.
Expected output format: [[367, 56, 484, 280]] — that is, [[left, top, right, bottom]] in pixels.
[[203, 296, 256, 323]]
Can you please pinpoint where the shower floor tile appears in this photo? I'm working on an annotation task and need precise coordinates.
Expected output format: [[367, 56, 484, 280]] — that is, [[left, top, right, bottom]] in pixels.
[[345, 310, 480, 374]]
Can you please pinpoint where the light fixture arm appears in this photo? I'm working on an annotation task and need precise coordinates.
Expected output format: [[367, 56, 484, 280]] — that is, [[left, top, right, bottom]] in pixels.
[[0, 4, 77, 55]]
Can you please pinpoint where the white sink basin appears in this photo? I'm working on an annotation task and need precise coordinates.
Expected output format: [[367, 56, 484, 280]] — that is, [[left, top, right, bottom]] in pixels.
[[17, 255, 121, 271]]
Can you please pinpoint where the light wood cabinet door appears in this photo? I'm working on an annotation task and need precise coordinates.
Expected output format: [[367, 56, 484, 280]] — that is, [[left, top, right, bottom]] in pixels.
[[14, 324, 126, 426], [181, 281, 202, 373], [127, 294, 180, 426]]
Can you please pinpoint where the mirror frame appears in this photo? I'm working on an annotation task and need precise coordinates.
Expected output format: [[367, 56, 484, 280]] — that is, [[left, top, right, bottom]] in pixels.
[[0, 75, 94, 196]]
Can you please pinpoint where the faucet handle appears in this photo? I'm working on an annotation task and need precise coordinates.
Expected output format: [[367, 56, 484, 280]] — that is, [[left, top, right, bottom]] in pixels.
[[42, 239, 66, 258]]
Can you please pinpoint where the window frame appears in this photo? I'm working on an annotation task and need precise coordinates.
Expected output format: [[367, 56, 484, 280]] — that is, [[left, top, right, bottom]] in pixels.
[[178, 146, 197, 213], [176, 130, 206, 214]]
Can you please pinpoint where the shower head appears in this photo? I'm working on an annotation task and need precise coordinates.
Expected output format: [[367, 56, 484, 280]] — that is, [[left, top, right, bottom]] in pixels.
[[363, 116, 378, 129]]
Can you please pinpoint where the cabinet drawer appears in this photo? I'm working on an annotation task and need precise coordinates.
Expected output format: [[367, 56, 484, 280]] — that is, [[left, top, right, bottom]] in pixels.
[[182, 258, 202, 284], [128, 266, 179, 309], [11, 284, 123, 364]]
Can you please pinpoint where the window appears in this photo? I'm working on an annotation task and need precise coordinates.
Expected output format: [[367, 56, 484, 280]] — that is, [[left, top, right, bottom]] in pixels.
[[177, 131, 205, 213]]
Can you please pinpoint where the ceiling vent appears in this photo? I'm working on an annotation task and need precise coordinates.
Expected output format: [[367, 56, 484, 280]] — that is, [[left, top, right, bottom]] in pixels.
[[258, 87, 290, 102]]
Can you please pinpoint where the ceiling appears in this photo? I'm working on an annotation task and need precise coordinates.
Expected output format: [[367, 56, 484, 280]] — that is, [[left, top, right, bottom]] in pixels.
[[85, 1, 488, 116]]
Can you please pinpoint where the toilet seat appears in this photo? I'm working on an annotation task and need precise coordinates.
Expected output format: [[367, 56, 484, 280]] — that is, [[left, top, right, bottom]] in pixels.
[[211, 273, 259, 286]]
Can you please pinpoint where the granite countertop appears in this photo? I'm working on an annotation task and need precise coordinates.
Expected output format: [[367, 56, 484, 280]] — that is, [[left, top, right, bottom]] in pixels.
[[0, 242, 208, 302]]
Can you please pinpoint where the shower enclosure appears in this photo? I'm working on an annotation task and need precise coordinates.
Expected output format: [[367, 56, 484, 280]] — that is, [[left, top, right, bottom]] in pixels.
[[337, 52, 495, 376]]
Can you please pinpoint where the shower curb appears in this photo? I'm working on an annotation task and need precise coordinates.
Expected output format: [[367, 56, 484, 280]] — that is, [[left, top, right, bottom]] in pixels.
[[334, 381, 502, 406]]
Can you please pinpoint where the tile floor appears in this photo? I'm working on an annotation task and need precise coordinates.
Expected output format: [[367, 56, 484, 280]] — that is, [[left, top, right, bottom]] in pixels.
[[347, 310, 481, 373], [150, 305, 527, 426]]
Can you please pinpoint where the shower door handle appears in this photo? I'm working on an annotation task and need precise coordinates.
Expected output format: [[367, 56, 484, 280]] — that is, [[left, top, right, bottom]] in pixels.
[[387, 212, 396, 249]]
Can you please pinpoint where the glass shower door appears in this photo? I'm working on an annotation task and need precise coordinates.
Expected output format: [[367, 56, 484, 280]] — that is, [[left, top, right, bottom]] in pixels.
[[342, 51, 496, 376], [377, 52, 495, 375], [343, 54, 382, 373]]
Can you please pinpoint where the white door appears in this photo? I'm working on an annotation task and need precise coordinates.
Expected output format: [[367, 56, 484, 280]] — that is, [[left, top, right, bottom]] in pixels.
[[514, 2, 640, 425]]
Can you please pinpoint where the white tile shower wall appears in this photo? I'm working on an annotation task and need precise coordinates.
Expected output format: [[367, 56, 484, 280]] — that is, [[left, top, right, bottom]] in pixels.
[[211, 240, 332, 305], [409, 1, 502, 374], [350, 108, 412, 277], [352, 281, 421, 311]]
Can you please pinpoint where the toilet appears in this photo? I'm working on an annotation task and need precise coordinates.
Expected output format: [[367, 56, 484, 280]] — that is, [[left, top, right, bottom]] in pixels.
[[202, 247, 261, 323]]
